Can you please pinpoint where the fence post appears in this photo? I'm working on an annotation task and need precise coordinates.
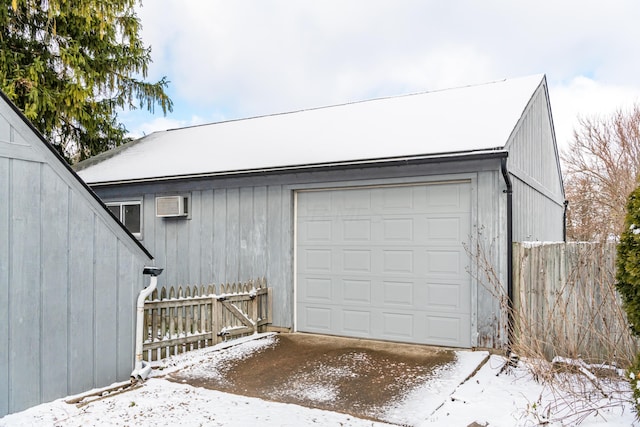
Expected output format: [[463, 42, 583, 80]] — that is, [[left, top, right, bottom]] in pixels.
[[214, 284, 223, 345], [251, 289, 259, 334]]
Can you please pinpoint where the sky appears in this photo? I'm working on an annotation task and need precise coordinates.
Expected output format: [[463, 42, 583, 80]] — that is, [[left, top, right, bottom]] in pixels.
[[121, 0, 640, 156]]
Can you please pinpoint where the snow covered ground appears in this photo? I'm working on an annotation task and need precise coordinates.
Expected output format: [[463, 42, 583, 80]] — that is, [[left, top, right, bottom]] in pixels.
[[1, 334, 637, 427]]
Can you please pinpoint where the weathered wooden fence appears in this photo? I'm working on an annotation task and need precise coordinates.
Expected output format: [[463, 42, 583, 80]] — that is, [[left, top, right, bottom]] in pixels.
[[142, 278, 272, 361], [513, 242, 637, 364]]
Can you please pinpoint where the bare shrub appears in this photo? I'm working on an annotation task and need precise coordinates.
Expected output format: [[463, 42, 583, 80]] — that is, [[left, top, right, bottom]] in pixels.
[[563, 105, 640, 241], [466, 241, 637, 424]]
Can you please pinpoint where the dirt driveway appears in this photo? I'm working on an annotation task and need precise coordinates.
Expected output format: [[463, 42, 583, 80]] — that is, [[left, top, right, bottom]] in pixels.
[[167, 333, 458, 422]]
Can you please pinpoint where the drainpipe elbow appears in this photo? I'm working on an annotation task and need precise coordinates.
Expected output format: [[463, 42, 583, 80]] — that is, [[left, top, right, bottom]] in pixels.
[[131, 266, 163, 381]]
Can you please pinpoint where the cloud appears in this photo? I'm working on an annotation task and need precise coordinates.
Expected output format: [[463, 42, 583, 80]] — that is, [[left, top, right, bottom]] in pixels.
[[549, 77, 640, 153], [132, 0, 640, 146]]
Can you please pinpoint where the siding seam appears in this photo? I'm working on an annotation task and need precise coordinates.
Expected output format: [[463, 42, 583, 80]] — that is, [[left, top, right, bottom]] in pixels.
[[93, 212, 98, 388], [115, 242, 120, 379], [39, 162, 44, 404], [66, 188, 71, 395], [6, 158, 12, 412]]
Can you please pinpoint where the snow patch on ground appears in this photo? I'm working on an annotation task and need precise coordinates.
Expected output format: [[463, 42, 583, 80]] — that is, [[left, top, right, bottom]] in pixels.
[[0, 379, 393, 427], [380, 350, 489, 425], [270, 350, 369, 405], [427, 355, 637, 427], [1, 336, 638, 427], [152, 332, 277, 383]]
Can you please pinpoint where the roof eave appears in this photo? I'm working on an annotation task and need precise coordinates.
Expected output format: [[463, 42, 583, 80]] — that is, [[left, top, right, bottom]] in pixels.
[[85, 148, 508, 187]]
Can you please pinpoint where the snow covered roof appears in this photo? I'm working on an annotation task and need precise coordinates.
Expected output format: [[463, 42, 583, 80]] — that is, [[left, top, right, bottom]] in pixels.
[[76, 74, 544, 184]]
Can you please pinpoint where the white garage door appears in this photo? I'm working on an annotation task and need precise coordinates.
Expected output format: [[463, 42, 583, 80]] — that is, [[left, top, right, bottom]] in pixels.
[[296, 182, 472, 347]]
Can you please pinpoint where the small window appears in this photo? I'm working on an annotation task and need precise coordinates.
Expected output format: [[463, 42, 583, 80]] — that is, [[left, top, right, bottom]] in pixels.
[[107, 201, 142, 238]]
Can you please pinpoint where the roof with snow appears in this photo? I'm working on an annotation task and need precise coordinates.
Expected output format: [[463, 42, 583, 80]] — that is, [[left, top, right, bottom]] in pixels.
[[75, 74, 545, 184]]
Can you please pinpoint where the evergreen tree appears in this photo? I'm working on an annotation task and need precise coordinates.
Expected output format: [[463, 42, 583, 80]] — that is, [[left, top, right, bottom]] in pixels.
[[616, 185, 640, 416], [616, 186, 640, 335], [0, 0, 172, 162]]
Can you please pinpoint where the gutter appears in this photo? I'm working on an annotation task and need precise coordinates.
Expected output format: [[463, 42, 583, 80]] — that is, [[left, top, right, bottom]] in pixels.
[[500, 157, 514, 353], [83, 150, 509, 188], [131, 266, 163, 381], [563, 199, 569, 242]]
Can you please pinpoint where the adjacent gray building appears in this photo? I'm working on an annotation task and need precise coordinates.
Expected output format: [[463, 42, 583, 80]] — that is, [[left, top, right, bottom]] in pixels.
[[76, 74, 565, 351], [0, 92, 153, 417]]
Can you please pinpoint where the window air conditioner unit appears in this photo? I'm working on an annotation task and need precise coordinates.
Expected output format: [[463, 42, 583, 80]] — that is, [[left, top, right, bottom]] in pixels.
[[156, 196, 188, 217]]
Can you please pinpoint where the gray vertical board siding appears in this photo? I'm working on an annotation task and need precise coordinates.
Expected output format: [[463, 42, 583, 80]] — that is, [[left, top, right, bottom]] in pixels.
[[0, 98, 152, 417], [61, 187, 150, 399], [0, 111, 9, 141], [9, 159, 41, 412], [0, 157, 8, 416], [512, 178, 564, 242], [40, 166, 70, 402], [226, 188, 241, 282], [253, 187, 268, 277], [475, 170, 507, 348], [67, 191, 96, 395], [188, 191, 202, 284], [213, 189, 227, 282], [279, 187, 294, 328], [175, 212, 190, 284], [93, 221, 118, 387], [200, 189, 214, 284], [0, 157, 152, 416], [267, 185, 285, 326], [142, 192, 155, 244], [95, 182, 295, 329], [164, 218, 178, 286], [239, 187, 254, 279], [116, 244, 138, 378], [502, 80, 563, 242], [150, 193, 167, 286]]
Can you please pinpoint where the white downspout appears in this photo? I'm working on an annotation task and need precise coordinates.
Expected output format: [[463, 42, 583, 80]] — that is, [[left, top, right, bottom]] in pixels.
[[131, 266, 163, 381]]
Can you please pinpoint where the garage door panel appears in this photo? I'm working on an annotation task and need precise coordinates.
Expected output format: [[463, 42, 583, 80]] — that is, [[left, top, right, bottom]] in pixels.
[[302, 249, 333, 272], [298, 192, 332, 216], [297, 182, 472, 347], [342, 189, 371, 215], [342, 310, 372, 335], [425, 315, 469, 346], [426, 217, 464, 241], [302, 220, 333, 242], [342, 249, 372, 272], [426, 183, 471, 211], [383, 218, 414, 241], [300, 277, 333, 301], [302, 306, 333, 332], [382, 281, 413, 306], [343, 279, 371, 304], [424, 250, 465, 278], [380, 186, 415, 210], [343, 219, 372, 241], [382, 250, 414, 274], [425, 283, 464, 311], [382, 312, 414, 338]]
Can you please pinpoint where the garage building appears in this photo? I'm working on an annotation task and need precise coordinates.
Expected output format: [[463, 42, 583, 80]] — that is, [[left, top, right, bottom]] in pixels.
[[75, 74, 565, 349]]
